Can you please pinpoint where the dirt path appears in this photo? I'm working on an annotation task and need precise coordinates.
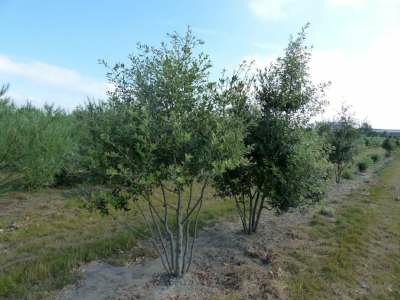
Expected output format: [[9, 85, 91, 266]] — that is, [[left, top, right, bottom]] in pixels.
[[57, 158, 400, 299]]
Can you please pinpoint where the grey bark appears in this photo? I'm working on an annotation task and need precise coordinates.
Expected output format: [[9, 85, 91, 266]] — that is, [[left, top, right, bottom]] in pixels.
[[235, 190, 265, 234], [138, 178, 207, 278]]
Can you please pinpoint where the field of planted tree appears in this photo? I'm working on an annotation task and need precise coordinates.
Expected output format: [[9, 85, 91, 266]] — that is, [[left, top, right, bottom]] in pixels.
[[1, 27, 399, 299]]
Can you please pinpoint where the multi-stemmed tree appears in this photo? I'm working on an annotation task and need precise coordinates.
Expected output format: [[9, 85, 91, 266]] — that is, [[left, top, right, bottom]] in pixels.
[[215, 25, 330, 234], [86, 30, 247, 277]]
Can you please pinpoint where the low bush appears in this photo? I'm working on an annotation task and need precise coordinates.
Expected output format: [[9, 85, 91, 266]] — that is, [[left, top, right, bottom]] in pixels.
[[364, 136, 383, 147], [319, 205, 335, 218], [0, 98, 76, 188], [342, 170, 353, 180], [357, 160, 370, 172], [382, 137, 395, 156], [81, 190, 130, 215], [370, 154, 380, 163], [320, 107, 360, 183]]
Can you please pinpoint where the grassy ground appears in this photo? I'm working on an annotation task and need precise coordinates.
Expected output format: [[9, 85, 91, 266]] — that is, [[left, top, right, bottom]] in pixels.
[[285, 153, 400, 299], [0, 145, 394, 299], [0, 184, 235, 299]]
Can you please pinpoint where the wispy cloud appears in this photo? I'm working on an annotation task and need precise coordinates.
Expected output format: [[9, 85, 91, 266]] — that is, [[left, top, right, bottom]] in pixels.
[[0, 55, 109, 109], [0, 55, 107, 99]]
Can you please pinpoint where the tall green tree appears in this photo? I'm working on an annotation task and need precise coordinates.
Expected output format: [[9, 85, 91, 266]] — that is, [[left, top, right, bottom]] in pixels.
[[321, 106, 359, 183], [88, 30, 246, 277], [215, 25, 330, 234], [359, 121, 374, 137]]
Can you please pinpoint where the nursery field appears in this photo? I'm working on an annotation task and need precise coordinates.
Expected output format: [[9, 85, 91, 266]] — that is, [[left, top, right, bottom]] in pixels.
[[2, 147, 400, 299], [1, 26, 399, 300]]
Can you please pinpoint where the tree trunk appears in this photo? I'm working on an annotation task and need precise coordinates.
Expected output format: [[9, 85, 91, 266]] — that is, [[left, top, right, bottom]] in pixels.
[[139, 179, 207, 278], [235, 191, 265, 234], [174, 189, 184, 277], [336, 163, 342, 183]]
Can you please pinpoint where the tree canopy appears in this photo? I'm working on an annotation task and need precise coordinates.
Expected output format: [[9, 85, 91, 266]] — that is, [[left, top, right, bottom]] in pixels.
[[83, 29, 247, 276], [215, 25, 330, 234]]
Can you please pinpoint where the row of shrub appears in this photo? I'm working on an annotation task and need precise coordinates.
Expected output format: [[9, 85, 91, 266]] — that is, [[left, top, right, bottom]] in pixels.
[[1, 82, 396, 190], [0, 90, 77, 188]]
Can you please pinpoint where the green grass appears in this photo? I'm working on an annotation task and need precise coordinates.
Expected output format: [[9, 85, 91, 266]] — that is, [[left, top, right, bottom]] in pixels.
[[354, 146, 385, 171], [338, 146, 385, 180], [286, 153, 400, 299], [0, 233, 139, 299], [0, 185, 235, 299]]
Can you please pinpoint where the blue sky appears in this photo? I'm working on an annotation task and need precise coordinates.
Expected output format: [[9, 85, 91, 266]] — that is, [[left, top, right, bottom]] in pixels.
[[1, 0, 399, 128]]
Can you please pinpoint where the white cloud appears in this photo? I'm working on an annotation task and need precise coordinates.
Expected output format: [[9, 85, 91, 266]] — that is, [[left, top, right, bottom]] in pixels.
[[311, 28, 400, 129], [0, 55, 108, 109], [328, 0, 366, 7], [247, 0, 293, 21], [242, 28, 400, 129]]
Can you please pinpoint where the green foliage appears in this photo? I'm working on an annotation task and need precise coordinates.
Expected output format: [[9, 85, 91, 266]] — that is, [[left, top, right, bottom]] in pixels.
[[357, 159, 370, 172], [81, 189, 130, 215], [276, 131, 331, 208], [320, 106, 360, 183], [17, 106, 75, 188], [382, 137, 395, 155], [359, 121, 374, 137], [318, 202, 335, 218], [342, 170, 353, 180], [256, 25, 327, 119], [215, 24, 331, 231], [254, 26, 330, 211], [87, 30, 246, 196], [364, 136, 384, 147], [370, 154, 380, 163], [83, 29, 247, 276], [0, 87, 75, 188], [0, 85, 16, 172]]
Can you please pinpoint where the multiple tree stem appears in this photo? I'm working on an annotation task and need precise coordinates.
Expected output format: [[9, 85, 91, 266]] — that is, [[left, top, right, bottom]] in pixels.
[[137, 179, 207, 278], [235, 190, 265, 234], [137, 180, 266, 278], [335, 162, 345, 183]]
